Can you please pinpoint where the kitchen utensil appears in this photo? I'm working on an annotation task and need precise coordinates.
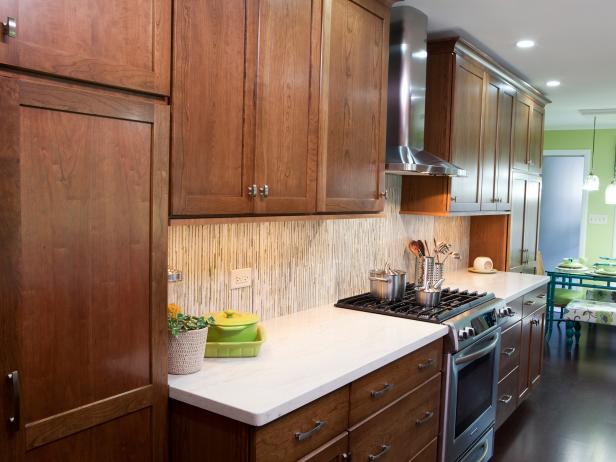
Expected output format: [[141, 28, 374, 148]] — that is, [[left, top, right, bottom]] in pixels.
[[442, 251, 460, 265], [205, 325, 266, 358], [408, 241, 421, 257], [423, 240, 431, 257], [433, 278, 445, 289], [415, 256, 443, 290], [416, 288, 442, 307], [473, 257, 494, 272], [433, 238, 439, 262], [417, 240, 426, 257], [207, 310, 260, 343], [369, 267, 407, 301]]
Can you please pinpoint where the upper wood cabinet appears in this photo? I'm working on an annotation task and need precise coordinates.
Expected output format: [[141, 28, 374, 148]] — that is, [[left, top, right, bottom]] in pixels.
[[509, 172, 542, 272], [170, 0, 391, 218], [0, 72, 169, 460], [0, 0, 171, 94], [316, 0, 389, 213], [400, 38, 548, 216]]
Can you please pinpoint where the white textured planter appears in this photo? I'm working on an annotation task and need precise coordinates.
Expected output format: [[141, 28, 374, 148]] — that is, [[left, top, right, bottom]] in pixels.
[[168, 327, 208, 375]]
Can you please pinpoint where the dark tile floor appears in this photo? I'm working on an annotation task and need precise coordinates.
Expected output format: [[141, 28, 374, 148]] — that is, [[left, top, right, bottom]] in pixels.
[[493, 322, 616, 462]]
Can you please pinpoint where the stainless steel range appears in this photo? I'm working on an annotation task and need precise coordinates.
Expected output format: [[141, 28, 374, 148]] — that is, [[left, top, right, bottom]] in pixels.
[[336, 283, 512, 462]]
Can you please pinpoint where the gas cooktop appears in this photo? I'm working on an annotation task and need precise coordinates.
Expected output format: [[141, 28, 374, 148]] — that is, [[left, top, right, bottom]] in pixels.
[[335, 283, 495, 323]]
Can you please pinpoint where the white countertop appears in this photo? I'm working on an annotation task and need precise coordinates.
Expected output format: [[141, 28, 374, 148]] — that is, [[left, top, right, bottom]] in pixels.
[[168, 270, 548, 426], [444, 270, 549, 302], [168, 305, 448, 426]]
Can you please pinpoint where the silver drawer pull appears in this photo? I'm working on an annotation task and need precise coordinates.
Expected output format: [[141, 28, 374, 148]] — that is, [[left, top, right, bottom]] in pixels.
[[1, 17, 16, 38], [417, 358, 434, 370], [368, 444, 391, 461], [295, 420, 326, 441], [7, 371, 20, 430], [416, 410, 434, 426], [370, 383, 393, 399], [502, 347, 516, 357], [524, 300, 535, 306], [531, 319, 540, 326], [259, 184, 269, 198], [499, 394, 513, 405]]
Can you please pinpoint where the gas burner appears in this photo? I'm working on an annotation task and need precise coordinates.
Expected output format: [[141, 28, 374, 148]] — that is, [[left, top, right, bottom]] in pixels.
[[335, 283, 494, 323]]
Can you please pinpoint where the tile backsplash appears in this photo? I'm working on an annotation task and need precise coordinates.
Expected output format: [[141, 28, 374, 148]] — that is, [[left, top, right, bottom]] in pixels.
[[168, 175, 470, 319]]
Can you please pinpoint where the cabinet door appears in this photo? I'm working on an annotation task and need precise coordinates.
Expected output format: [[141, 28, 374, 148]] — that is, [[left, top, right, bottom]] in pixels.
[[495, 88, 515, 211], [317, 0, 388, 213], [254, 0, 320, 214], [529, 306, 546, 388], [170, 0, 255, 216], [0, 0, 170, 94], [529, 105, 545, 174], [512, 97, 531, 170], [0, 74, 168, 460], [523, 177, 541, 269], [518, 313, 532, 401], [509, 177, 526, 271], [449, 57, 483, 212], [479, 78, 498, 211]]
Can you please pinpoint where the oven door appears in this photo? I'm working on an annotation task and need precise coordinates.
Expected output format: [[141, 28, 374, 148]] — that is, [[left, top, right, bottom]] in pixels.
[[445, 330, 500, 462]]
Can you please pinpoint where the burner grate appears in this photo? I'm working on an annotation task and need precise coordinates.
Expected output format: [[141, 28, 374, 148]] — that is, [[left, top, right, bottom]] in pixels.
[[335, 283, 494, 323]]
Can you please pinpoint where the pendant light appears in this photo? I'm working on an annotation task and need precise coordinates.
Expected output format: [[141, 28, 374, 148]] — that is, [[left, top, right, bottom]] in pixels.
[[583, 116, 600, 191], [605, 146, 616, 204]]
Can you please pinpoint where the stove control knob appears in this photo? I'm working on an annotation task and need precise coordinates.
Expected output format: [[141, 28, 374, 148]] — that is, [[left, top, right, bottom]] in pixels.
[[498, 307, 514, 318], [466, 327, 476, 337], [458, 329, 468, 340]]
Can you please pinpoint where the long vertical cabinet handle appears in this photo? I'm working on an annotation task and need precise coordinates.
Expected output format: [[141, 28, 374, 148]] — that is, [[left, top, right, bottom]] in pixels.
[[7, 370, 20, 431]]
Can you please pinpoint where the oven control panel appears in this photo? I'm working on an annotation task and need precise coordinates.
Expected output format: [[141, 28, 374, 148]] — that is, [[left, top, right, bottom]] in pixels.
[[446, 299, 504, 352]]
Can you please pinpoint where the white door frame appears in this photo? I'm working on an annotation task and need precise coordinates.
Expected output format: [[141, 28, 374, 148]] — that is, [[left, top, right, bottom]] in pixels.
[[543, 149, 591, 259]]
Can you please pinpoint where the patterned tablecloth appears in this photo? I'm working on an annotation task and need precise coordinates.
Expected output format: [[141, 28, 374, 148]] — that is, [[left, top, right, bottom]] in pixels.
[[564, 299, 616, 326]]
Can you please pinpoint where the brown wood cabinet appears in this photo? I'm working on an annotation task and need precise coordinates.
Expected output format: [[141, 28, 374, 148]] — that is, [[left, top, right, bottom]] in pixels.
[[171, 0, 391, 218], [0, 73, 169, 460], [509, 172, 542, 272], [400, 37, 548, 217], [0, 0, 170, 94], [495, 287, 546, 429], [169, 338, 443, 462], [513, 94, 545, 174]]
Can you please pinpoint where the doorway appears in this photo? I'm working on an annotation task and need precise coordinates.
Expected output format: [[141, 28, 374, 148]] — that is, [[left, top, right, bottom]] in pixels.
[[539, 150, 590, 270]]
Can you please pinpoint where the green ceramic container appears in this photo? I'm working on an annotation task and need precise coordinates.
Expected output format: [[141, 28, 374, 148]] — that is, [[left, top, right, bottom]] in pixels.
[[207, 310, 260, 343]]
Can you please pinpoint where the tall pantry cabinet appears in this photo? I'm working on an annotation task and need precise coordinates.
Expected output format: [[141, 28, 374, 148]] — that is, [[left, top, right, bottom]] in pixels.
[[0, 0, 171, 460]]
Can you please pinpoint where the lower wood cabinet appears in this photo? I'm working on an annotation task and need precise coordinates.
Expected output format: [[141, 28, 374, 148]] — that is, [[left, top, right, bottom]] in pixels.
[[169, 338, 443, 462], [495, 287, 546, 429]]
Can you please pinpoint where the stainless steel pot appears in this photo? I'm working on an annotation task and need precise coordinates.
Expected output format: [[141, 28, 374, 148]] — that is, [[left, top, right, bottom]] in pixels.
[[369, 268, 407, 301], [415, 288, 442, 307]]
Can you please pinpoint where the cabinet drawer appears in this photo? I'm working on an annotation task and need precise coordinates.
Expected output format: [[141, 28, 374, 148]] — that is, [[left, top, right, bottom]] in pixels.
[[499, 297, 523, 331], [350, 340, 442, 426], [349, 374, 441, 462], [496, 367, 519, 429], [298, 432, 349, 462], [522, 286, 547, 317], [255, 386, 349, 462], [499, 322, 521, 379], [410, 437, 438, 462]]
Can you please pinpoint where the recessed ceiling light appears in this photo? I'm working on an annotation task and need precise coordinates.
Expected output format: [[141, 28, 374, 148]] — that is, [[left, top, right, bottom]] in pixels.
[[516, 39, 535, 48], [546, 80, 560, 87]]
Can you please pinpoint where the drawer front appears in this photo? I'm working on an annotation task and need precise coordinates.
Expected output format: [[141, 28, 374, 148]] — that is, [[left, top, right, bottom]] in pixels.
[[298, 432, 349, 462], [410, 437, 438, 462], [349, 374, 441, 462], [255, 386, 349, 462], [350, 339, 442, 425], [496, 367, 519, 429], [499, 322, 521, 379], [522, 285, 547, 317]]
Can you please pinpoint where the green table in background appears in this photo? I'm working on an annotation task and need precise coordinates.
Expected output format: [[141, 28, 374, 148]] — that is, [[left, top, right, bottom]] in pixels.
[[545, 270, 616, 344]]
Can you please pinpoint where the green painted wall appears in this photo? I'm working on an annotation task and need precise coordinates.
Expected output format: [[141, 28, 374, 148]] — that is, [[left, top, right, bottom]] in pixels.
[[543, 129, 616, 264]]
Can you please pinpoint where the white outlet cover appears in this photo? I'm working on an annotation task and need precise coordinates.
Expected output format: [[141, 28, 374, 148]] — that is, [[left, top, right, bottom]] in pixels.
[[589, 214, 609, 225], [230, 268, 252, 289]]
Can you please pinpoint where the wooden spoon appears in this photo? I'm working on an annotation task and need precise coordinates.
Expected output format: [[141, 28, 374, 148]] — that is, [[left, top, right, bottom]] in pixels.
[[408, 241, 421, 257]]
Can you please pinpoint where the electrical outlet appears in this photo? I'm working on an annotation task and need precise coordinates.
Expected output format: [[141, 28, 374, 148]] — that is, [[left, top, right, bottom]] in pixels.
[[230, 268, 252, 289], [589, 214, 609, 225]]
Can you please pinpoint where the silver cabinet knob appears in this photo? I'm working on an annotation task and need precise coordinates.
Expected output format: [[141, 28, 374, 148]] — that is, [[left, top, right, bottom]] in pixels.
[[259, 184, 269, 198], [1, 17, 16, 38], [247, 184, 257, 198], [379, 190, 388, 199]]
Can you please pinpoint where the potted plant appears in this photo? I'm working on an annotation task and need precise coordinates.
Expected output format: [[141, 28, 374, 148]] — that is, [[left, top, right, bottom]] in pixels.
[[168, 304, 212, 375]]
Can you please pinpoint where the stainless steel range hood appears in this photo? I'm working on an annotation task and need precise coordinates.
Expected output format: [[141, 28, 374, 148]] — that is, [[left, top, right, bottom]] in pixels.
[[385, 6, 466, 177]]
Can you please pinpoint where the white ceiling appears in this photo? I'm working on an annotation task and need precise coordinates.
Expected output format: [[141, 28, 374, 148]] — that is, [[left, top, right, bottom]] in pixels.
[[399, 0, 616, 130]]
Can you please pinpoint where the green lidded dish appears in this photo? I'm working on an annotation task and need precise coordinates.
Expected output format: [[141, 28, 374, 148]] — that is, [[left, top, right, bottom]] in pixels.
[[205, 325, 266, 358], [207, 309, 260, 343]]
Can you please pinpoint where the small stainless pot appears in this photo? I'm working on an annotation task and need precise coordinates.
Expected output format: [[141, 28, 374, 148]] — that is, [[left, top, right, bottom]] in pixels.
[[416, 288, 442, 307], [369, 268, 407, 301]]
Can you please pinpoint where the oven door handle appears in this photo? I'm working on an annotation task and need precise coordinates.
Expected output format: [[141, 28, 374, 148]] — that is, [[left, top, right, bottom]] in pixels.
[[454, 335, 499, 365]]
